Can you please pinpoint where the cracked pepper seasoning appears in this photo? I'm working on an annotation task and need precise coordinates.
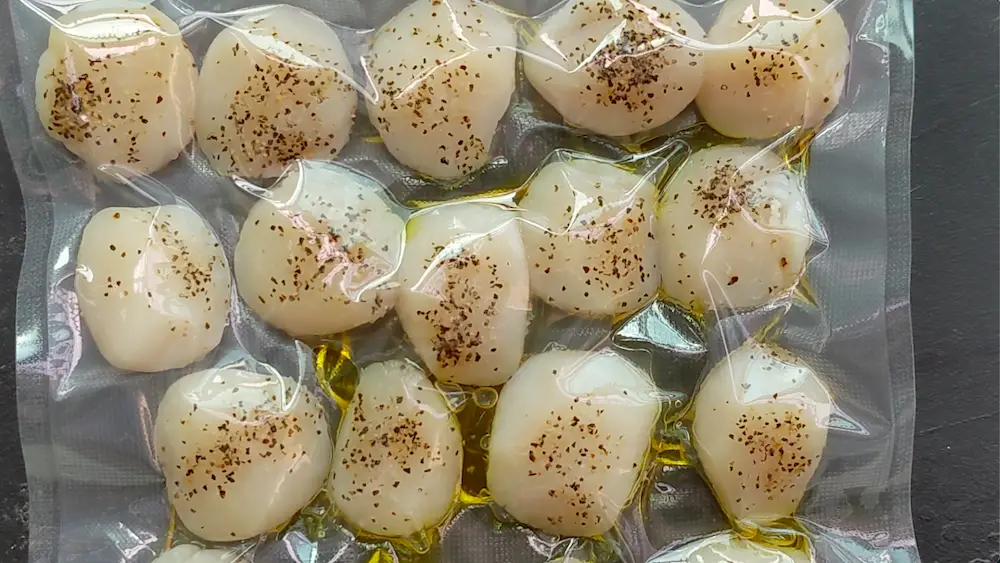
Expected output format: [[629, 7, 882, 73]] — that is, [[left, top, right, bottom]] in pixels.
[[155, 369, 332, 542], [524, 0, 706, 137], [364, 0, 516, 180], [75, 205, 230, 373], [35, 0, 197, 179], [692, 340, 832, 524], [195, 5, 357, 179]]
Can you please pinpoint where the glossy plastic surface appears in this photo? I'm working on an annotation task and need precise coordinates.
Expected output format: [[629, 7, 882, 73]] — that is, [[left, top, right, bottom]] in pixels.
[[1, 0, 917, 562]]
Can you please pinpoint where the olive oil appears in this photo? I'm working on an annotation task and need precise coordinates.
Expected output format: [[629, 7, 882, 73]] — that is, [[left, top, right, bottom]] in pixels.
[[456, 387, 499, 506], [731, 517, 812, 551], [355, 526, 438, 557], [313, 342, 499, 548], [315, 339, 359, 412], [651, 438, 691, 467]]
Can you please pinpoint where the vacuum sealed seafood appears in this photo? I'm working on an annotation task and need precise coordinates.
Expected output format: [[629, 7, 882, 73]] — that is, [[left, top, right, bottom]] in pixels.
[[1, 0, 917, 562]]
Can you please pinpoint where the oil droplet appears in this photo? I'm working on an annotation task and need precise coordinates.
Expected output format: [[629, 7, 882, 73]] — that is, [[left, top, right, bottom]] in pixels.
[[458, 488, 491, 507], [315, 341, 358, 411], [652, 438, 690, 466], [472, 386, 498, 408], [658, 393, 690, 423], [400, 528, 435, 555], [479, 433, 490, 450], [356, 526, 436, 557], [435, 380, 468, 411], [457, 395, 495, 505], [732, 518, 809, 550], [366, 547, 395, 563]]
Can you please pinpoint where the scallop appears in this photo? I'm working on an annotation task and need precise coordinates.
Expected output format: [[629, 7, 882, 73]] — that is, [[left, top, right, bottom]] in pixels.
[[487, 349, 660, 537], [519, 158, 660, 317], [154, 368, 332, 541], [330, 361, 462, 537], [151, 546, 246, 563], [365, 0, 516, 179], [234, 161, 403, 338], [35, 0, 196, 178], [196, 5, 356, 178], [692, 341, 831, 524], [75, 205, 230, 373], [653, 532, 810, 563], [696, 0, 851, 139], [396, 203, 530, 386], [524, 0, 705, 137], [655, 145, 817, 312]]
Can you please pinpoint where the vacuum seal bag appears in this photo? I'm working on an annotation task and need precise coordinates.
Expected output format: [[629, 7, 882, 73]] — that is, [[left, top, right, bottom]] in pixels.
[[0, 0, 916, 561]]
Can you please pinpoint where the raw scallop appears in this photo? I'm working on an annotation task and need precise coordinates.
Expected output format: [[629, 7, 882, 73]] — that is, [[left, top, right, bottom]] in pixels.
[[487, 349, 660, 536], [655, 145, 818, 312], [76, 205, 230, 373], [519, 158, 660, 317], [692, 340, 831, 524], [234, 161, 404, 338], [35, 0, 197, 178], [365, 0, 516, 179], [396, 203, 530, 386], [196, 5, 356, 178], [330, 361, 462, 537], [696, 0, 851, 139], [155, 368, 332, 541], [653, 531, 810, 563], [524, 0, 705, 137]]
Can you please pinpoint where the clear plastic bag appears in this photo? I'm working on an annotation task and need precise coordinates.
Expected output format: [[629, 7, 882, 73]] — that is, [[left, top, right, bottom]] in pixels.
[[0, 0, 917, 562]]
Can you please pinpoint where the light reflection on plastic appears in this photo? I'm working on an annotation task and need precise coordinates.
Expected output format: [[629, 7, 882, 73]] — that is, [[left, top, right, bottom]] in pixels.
[[15, 329, 40, 361], [827, 407, 870, 436], [282, 530, 318, 563], [239, 27, 323, 69], [53, 246, 71, 271], [63, 12, 164, 42], [106, 520, 157, 561], [742, 0, 794, 21]]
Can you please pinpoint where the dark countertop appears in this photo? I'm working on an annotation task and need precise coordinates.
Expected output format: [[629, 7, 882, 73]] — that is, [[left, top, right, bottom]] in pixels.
[[908, 2, 1000, 561], [0, 1, 997, 562]]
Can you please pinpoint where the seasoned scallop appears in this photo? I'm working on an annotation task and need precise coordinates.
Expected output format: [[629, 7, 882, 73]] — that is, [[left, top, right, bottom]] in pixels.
[[330, 361, 462, 537], [655, 532, 810, 563], [696, 0, 851, 139], [524, 0, 705, 137], [396, 203, 530, 386], [234, 161, 403, 338], [75, 205, 230, 373], [196, 5, 356, 178], [152, 545, 246, 563], [519, 158, 659, 317], [655, 145, 817, 312], [35, 0, 196, 178], [155, 368, 332, 542], [365, 0, 516, 179], [487, 350, 660, 537], [692, 341, 831, 524]]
